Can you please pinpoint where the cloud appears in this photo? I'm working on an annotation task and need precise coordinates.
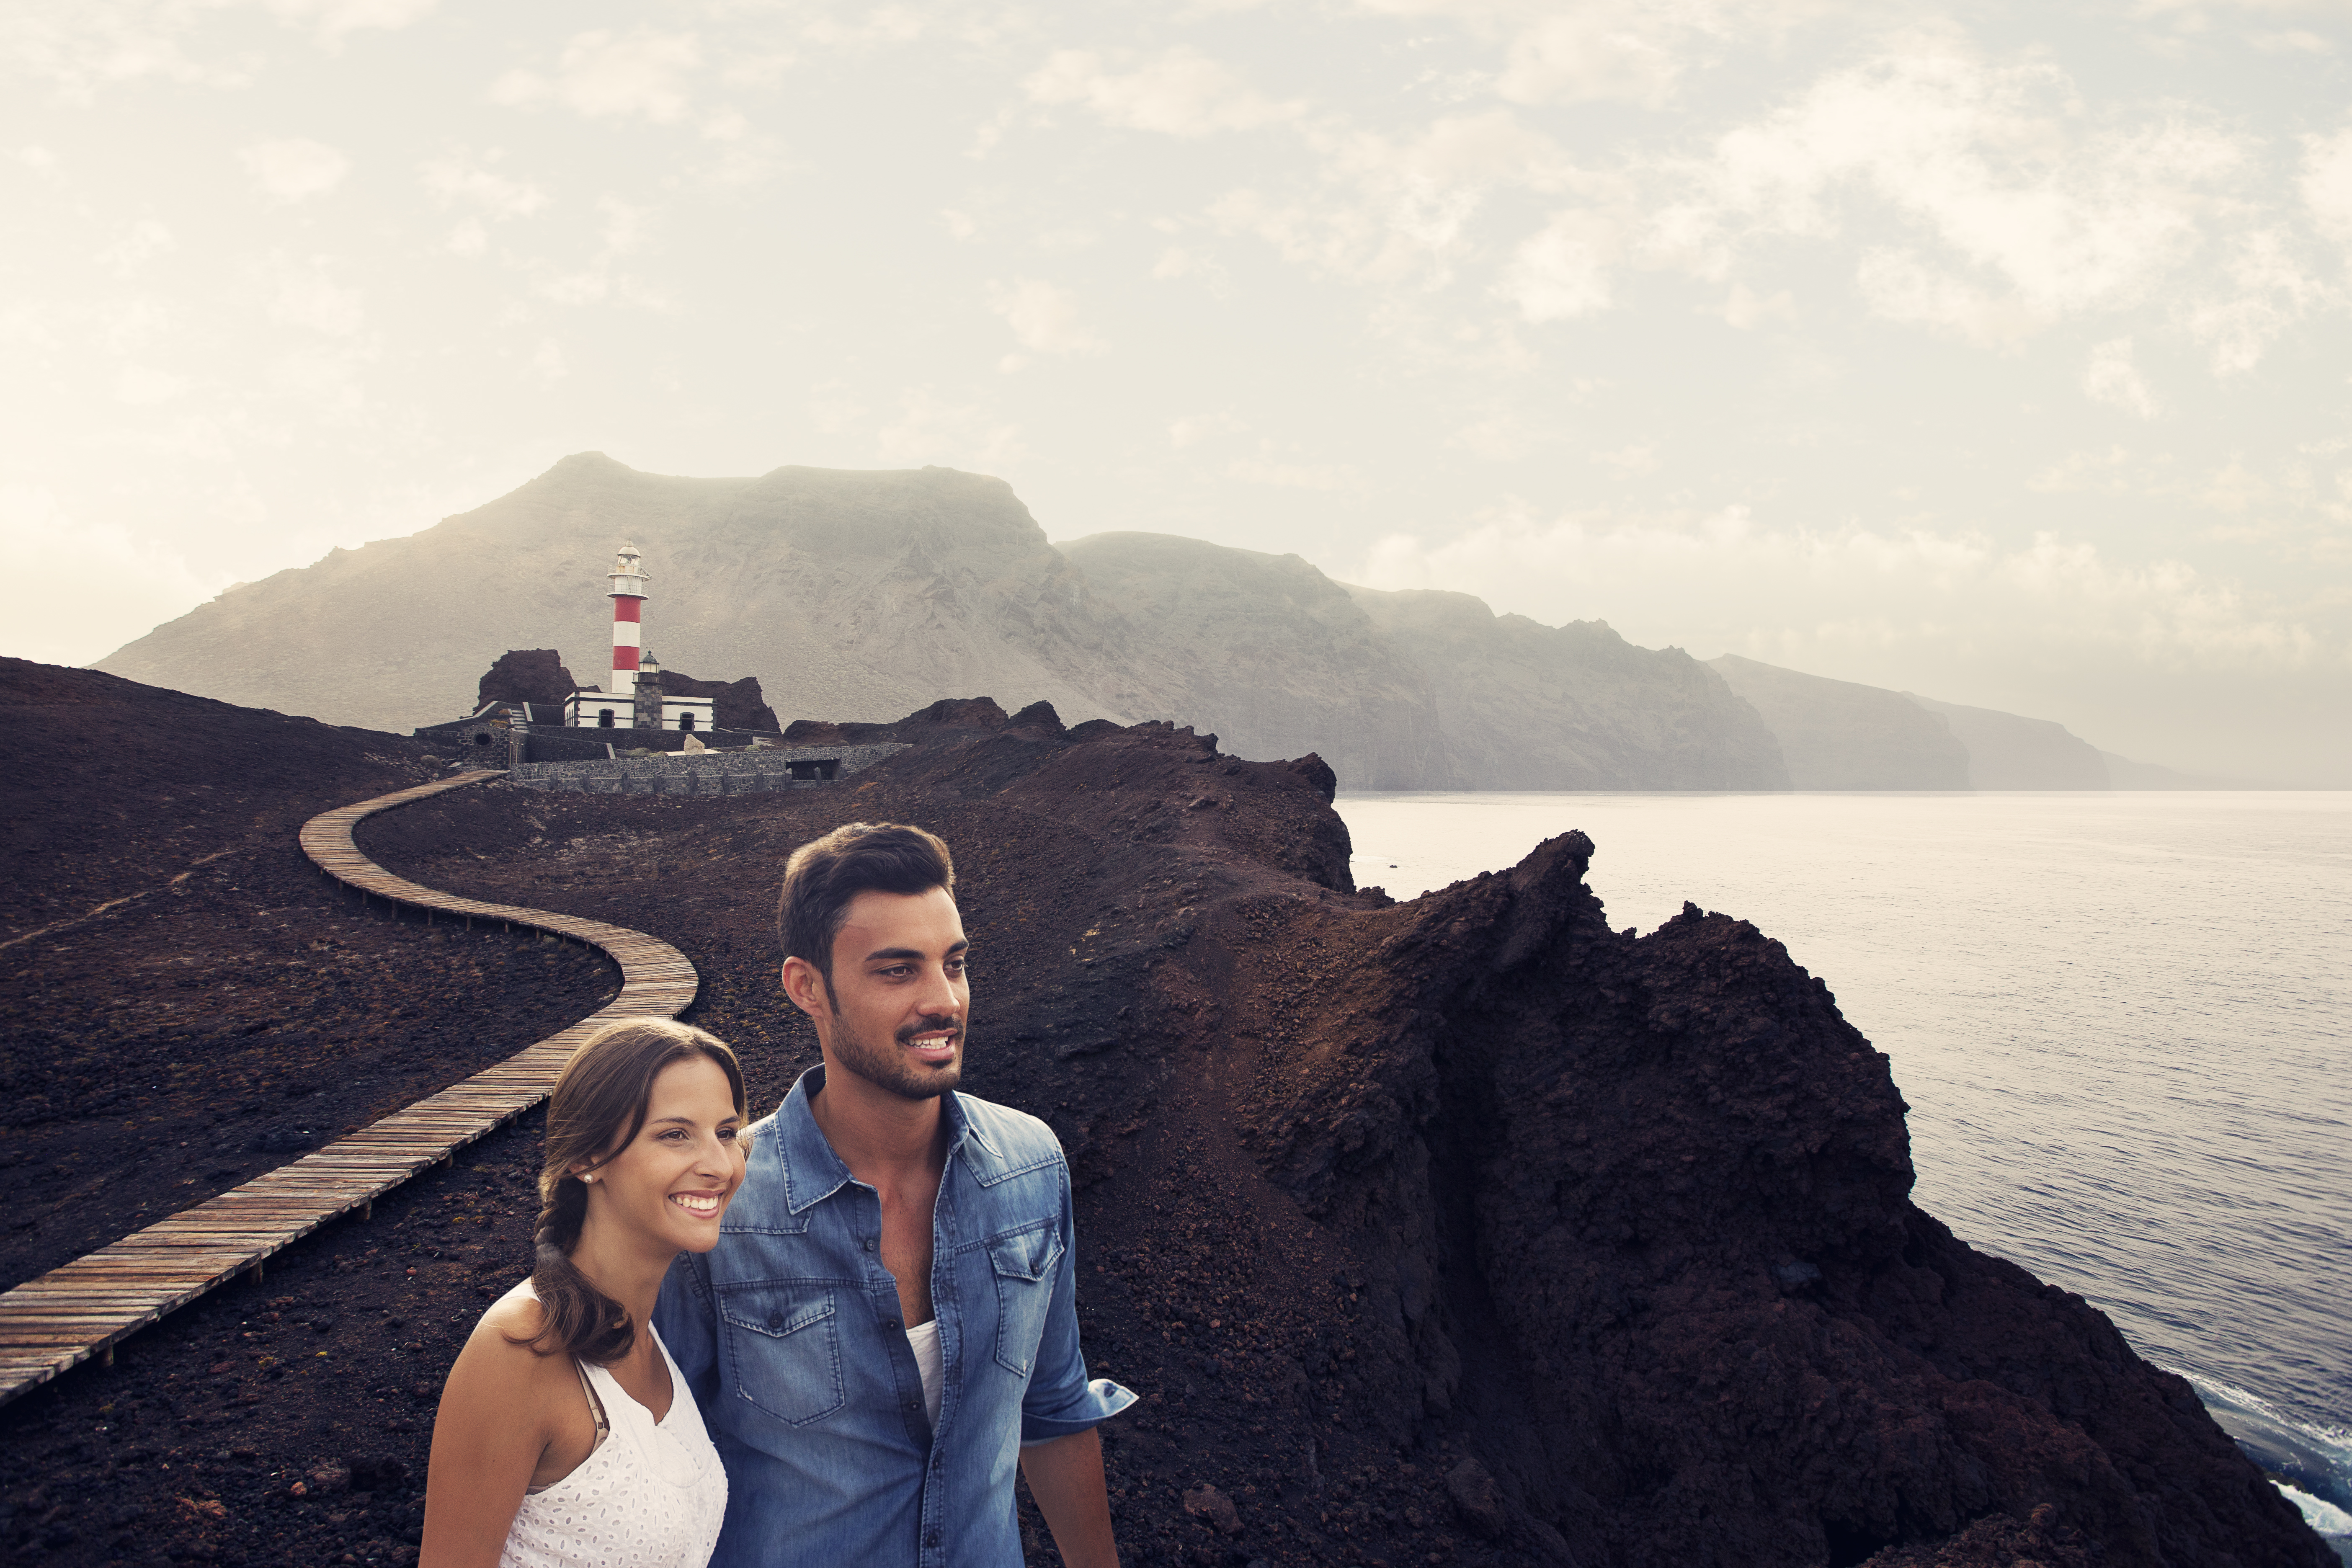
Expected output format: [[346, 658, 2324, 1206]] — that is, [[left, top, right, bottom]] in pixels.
[[2082, 338, 2159, 417], [95, 218, 175, 277], [1168, 411, 1246, 447], [872, 387, 1024, 467], [264, 255, 365, 336], [1215, 110, 1585, 289], [1024, 47, 1298, 137], [240, 137, 348, 202], [491, 29, 702, 123], [418, 149, 549, 218], [1645, 42, 2252, 327], [252, 0, 438, 45], [1226, 453, 1359, 491], [114, 364, 190, 404], [2, 0, 435, 99], [1498, 211, 1614, 320], [1854, 247, 2039, 346], [1493, 9, 1694, 108], [2300, 125, 2352, 254], [988, 279, 1106, 366], [2178, 228, 2324, 375]]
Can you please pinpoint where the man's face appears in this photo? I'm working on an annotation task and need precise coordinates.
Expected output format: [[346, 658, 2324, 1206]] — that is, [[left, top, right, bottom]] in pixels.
[[798, 886, 970, 1100]]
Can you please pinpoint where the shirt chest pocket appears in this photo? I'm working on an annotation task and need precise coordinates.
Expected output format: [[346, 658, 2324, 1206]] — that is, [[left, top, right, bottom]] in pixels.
[[986, 1224, 1065, 1378], [717, 1287, 845, 1426]]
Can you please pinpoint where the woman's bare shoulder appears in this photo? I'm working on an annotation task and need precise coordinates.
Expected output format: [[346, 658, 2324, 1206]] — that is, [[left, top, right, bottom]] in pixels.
[[451, 1282, 569, 1387]]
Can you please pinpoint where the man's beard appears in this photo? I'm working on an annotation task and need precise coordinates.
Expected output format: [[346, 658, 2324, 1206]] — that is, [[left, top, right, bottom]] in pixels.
[[828, 1004, 965, 1101]]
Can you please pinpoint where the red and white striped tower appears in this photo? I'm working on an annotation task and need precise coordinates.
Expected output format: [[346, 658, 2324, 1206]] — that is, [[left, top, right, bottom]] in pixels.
[[607, 544, 649, 701]]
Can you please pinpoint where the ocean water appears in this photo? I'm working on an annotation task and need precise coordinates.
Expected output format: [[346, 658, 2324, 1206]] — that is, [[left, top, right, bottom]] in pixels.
[[1336, 790, 2352, 1542]]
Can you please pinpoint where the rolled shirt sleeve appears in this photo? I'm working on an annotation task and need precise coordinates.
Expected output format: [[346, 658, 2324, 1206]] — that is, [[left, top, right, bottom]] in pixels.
[[1019, 1162, 1137, 1444]]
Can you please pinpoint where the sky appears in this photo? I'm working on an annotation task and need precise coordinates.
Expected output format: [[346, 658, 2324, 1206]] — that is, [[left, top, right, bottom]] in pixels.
[[5, 0, 2350, 782]]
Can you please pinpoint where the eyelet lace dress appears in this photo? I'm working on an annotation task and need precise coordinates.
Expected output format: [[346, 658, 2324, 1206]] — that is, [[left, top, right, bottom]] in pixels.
[[498, 1319, 727, 1568]]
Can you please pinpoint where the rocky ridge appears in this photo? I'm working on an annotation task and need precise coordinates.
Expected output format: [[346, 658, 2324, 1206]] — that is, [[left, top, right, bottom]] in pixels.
[[96, 455, 1788, 790]]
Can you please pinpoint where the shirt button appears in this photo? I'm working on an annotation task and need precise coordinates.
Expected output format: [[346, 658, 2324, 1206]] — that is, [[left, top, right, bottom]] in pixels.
[[882, 1318, 900, 1331], [766, 1313, 782, 1331], [931, 1455, 944, 1472], [862, 1238, 876, 1252], [925, 1530, 941, 1548]]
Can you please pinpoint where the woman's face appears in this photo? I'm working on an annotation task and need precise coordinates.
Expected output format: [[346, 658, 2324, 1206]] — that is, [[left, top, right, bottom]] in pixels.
[[585, 1055, 745, 1255]]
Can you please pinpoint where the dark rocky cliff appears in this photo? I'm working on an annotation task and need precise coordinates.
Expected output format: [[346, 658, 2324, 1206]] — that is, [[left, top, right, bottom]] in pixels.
[[475, 648, 579, 711]]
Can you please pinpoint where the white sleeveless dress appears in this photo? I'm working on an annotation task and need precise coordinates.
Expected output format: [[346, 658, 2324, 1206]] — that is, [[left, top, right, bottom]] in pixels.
[[498, 1318, 727, 1568]]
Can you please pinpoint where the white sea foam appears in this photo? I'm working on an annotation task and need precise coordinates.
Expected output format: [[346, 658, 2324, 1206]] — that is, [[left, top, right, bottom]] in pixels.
[[2279, 1482, 2352, 1536]]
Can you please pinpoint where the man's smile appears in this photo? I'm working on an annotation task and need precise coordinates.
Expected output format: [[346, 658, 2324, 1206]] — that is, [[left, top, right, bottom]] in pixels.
[[900, 1021, 962, 1064]]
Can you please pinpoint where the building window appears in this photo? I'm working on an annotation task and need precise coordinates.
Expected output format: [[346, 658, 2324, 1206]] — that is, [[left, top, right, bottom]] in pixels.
[[598, 710, 616, 728], [473, 732, 492, 745], [678, 711, 697, 732]]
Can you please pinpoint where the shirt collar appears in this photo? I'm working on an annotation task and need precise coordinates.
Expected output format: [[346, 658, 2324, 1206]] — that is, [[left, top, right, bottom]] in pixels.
[[772, 1063, 1001, 1213]]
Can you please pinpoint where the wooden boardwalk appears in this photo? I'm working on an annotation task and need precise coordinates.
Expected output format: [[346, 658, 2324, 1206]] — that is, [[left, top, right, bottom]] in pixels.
[[0, 769, 699, 1408]]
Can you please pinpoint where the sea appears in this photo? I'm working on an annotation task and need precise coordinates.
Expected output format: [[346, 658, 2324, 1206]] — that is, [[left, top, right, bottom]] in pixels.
[[1335, 790, 2352, 1552]]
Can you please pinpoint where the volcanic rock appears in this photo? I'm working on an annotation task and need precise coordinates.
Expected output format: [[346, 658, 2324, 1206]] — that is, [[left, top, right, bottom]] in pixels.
[[0, 676, 2328, 1568], [650, 670, 779, 732], [475, 649, 579, 711]]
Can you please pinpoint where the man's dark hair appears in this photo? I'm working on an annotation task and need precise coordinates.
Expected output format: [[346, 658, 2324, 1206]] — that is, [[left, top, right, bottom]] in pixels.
[[778, 822, 957, 988]]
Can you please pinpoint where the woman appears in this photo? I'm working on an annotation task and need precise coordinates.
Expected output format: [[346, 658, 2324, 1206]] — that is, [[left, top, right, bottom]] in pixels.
[[423, 1018, 747, 1568]]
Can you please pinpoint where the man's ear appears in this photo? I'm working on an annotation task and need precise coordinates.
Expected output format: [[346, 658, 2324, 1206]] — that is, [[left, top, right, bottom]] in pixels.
[[781, 955, 829, 1020]]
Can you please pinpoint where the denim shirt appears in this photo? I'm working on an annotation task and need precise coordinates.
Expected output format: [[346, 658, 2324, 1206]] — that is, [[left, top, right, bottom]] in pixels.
[[653, 1066, 1135, 1568]]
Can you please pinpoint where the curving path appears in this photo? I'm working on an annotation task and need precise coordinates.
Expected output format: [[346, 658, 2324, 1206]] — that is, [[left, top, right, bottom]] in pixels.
[[0, 769, 699, 1407]]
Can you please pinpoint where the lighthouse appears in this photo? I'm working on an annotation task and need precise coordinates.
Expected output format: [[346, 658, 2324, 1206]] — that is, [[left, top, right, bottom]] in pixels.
[[605, 542, 649, 701]]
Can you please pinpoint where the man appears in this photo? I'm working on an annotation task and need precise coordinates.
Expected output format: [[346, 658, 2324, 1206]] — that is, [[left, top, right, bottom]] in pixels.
[[655, 822, 1132, 1568]]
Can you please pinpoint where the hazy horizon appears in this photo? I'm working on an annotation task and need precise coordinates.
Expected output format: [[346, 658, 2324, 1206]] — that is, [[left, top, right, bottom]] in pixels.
[[8, 2, 2351, 783]]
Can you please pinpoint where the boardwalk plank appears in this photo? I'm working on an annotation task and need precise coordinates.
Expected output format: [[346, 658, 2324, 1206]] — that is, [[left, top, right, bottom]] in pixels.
[[0, 768, 699, 1406]]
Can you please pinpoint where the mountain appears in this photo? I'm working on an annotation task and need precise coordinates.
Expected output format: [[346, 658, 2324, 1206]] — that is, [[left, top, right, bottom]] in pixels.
[[1347, 588, 1787, 789], [98, 455, 1122, 739], [1050, 533, 1449, 789], [1709, 655, 1970, 789], [95, 455, 1790, 791], [1906, 694, 2110, 789]]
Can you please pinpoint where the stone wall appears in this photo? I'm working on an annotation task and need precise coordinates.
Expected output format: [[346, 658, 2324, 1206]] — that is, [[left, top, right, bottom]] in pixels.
[[508, 742, 908, 795]]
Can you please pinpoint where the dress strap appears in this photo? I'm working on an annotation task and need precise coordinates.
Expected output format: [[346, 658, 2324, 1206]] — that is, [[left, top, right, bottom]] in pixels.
[[576, 1358, 611, 1447], [521, 1359, 609, 1496]]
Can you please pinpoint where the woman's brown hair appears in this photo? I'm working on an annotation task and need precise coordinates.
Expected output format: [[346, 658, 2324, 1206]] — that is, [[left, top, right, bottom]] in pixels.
[[518, 1017, 746, 1364]]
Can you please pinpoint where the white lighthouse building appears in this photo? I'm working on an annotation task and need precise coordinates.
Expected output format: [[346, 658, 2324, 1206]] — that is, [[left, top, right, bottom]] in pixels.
[[563, 544, 716, 733]]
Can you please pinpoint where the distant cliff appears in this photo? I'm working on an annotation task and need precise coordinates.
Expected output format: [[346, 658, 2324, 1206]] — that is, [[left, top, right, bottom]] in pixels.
[[95, 455, 1790, 791], [1907, 695, 2109, 789], [1350, 587, 1786, 789], [1709, 655, 2198, 789]]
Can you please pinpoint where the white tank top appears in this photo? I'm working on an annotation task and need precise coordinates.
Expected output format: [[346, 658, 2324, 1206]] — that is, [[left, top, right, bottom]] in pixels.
[[498, 1316, 727, 1568]]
